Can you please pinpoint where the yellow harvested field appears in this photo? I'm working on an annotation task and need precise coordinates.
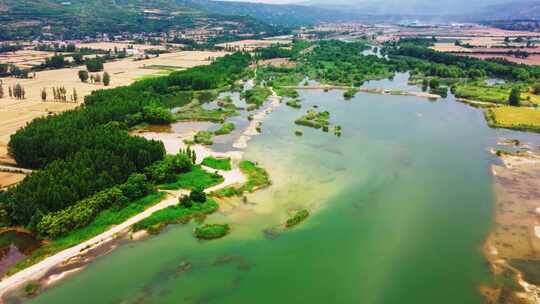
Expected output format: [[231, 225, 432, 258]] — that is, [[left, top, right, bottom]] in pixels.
[[0, 50, 228, 162], [0, 50, 66, 69], [489, 107, 540, 128]]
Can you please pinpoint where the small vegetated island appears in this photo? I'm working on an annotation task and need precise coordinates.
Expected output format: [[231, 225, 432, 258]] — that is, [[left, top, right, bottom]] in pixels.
[[295, 108, 342, 136], [285, 209, 310, 228]]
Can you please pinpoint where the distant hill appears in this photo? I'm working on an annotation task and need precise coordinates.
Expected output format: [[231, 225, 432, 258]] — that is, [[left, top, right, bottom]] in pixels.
[[0, 0, 282, 40], [176, 0, 359, 27], [477, 0, 540, 20]]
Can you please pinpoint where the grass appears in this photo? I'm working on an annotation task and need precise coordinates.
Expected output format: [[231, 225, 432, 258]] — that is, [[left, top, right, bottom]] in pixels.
[[133, 199, 219, 234], [485, 107, 540, 133], [285, 209, 310, 228], [238, 160, 270, 192], [24, 282, 39, 297], [286, 99, 301, 109], [344, 88, 357, 99], [194, 224, 230, 240], [201, 157, 231, 171], [274, 87, 299, 98], [241, 86, 272, 108], [294, 109, 330, 129], [210, 160, 270, 197], [160, 166, 224, 190], [175, 103, 237, 123], [214, 122, 235, 136], [193, 131, 214, 145], [453, 83, 510, 104], [6, 192, 166, 276]]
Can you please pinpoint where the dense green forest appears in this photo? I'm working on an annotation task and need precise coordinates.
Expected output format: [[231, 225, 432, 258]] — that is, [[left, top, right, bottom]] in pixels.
[[1, 52, 252, 232]]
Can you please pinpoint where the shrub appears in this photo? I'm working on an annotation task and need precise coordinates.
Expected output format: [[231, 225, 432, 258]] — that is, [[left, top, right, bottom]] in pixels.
[[194, 224, 230, 240], [286, 209, 309, 228], [78, 70, 89, 82], [86, 58, 104, 72], [189, 188, 206, 203]]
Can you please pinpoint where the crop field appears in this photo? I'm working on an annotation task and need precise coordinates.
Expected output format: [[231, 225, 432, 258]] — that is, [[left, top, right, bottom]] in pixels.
[[0, 50, 228, 162], [487, 107, 540, 132]]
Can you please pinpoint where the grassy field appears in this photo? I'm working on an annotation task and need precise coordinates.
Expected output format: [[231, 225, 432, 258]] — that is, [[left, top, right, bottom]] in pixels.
[[160, 166, 224, 190], [485, 107, 540, 133], [201, 157, 232, 171], [453, 83, 510, 104]]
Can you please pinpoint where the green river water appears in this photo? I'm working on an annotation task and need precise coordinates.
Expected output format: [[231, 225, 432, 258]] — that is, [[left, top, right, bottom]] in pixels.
[[19, 76, 538, 304]]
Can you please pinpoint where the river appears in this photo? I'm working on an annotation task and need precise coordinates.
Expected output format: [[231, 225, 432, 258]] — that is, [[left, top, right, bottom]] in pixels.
[[15, 75, 540, 304]]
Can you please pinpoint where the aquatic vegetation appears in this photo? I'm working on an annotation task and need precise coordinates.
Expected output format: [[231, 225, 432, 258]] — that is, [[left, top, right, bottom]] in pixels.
[[194, 224, 230, 240], [343, 88, 357, 99], [239, 160, 270, 192], [333, 125, 342, 137], [214, 122, 235, 136], [286, 99, 302, 109], [285, 209, 310, 228], [274, 87, 299, 98], [241, 86, 272, 108], [485, 107, 540, 133], [160, 166, 223, 190], [294, 109, 330, 129], [133, 199, 219, 234], [186, 131, 214, 146], [295, 129, 303, 136], [201, 157, 232, 171], [175, 104, 238, 123]]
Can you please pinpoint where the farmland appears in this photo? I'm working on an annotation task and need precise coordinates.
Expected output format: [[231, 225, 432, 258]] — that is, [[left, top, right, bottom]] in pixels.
[[0, 50, 228, 162]]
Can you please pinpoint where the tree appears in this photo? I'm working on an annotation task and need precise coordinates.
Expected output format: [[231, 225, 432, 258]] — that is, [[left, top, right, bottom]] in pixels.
[[73, 88, 78, 102], [533, 83, 540, 95], [0, 85, 3, 99], [429, 78, 440, 89], [41, 88, 47, 102], [179, 195, 193, 208], [72, 53, 84, 65], [509, 87, 521, 106], [94, 73, 101, 83], [189, 188, 206, 203], [86, 58, 104, 72], [78, 70, 89, 82], [8, 86, 12, 98], [103, 72, 110, 86]]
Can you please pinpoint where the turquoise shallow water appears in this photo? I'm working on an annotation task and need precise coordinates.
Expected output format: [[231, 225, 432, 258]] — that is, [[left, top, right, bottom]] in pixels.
[[17, 77, 540, 304]]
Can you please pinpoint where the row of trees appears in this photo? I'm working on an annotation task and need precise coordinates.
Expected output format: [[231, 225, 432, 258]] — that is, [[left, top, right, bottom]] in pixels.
[[78, 70, 110, 86], [41, 87, 79, 103], [0, 84, 26, 99]]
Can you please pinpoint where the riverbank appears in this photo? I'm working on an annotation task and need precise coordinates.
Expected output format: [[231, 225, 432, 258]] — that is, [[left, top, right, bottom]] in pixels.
[[483, 147, 540, 303], [0, 82, 283, 300]]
